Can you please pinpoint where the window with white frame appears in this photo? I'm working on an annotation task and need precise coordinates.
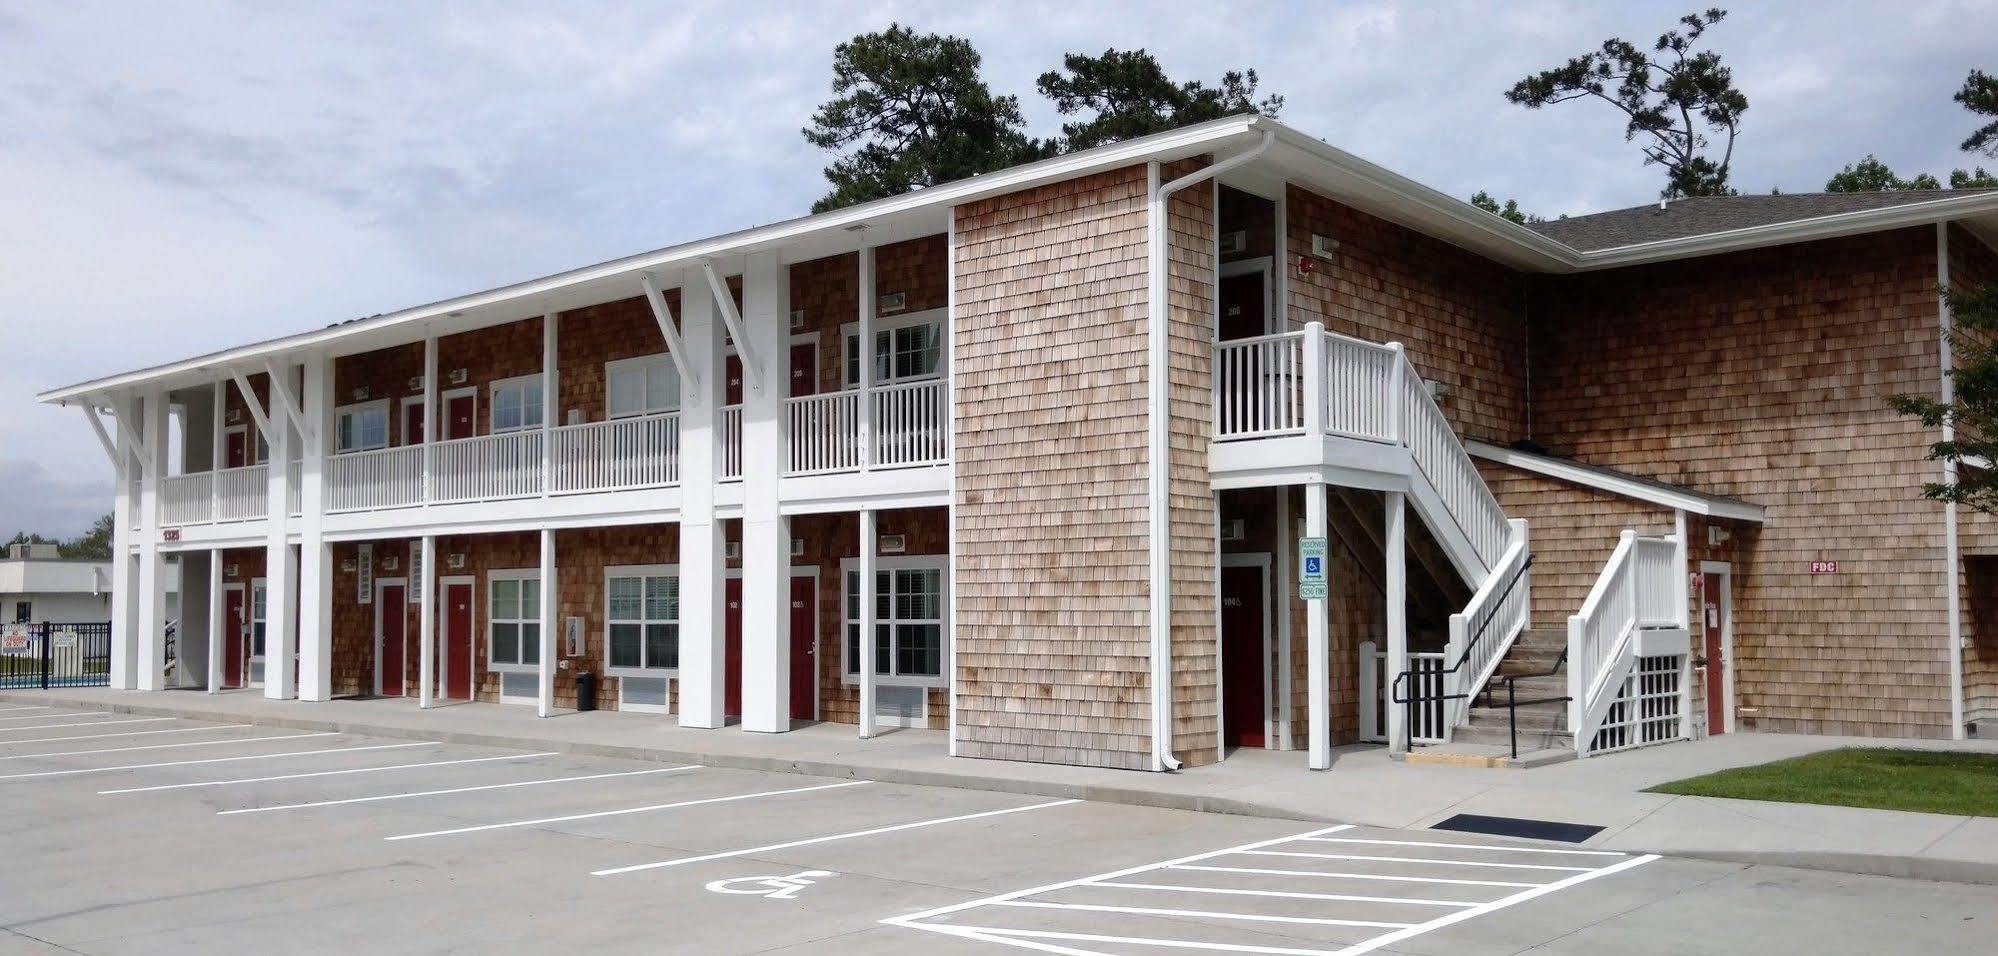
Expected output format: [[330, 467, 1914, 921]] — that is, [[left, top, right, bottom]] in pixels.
[[334, 400, 389, 453], [605, 566, 677, 674], [843, 557, 946, 685], [489, 375, 545, 433], [250, 582, 268, 659], [605, 355, 681, 418], [488, 571, 540, 668], [843, 311, 944, 387]]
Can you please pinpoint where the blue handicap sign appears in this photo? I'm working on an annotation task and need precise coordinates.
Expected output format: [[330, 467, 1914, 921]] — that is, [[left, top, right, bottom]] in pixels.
[[1304, 556, 1322, 576]]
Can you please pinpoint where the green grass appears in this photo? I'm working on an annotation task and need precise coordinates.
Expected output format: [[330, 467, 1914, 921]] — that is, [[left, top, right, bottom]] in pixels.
[[1647, 747, 1998, 817]]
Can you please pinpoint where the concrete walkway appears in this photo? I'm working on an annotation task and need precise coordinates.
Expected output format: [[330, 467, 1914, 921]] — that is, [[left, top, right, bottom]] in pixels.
[[8, 686, 1997, 885]]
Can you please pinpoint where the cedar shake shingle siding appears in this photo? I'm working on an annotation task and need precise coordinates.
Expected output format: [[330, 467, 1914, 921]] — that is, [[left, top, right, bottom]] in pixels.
[[1948, 224, 1998, 724], [951, 165, 1155, 770], [1530, 227, 1957, 737], [1166, 162, 1220, 765]]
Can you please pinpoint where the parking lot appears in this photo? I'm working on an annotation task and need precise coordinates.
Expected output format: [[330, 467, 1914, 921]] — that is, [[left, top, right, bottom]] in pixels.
[[0, 704, 1992, 955]]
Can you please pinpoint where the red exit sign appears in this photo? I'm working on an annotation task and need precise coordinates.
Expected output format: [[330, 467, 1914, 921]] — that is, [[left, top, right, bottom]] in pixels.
[[1810, 560, 1837, 574]]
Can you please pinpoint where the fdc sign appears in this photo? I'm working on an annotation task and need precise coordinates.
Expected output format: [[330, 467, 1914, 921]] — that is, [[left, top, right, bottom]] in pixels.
[[1298, 537, 1328, 600]]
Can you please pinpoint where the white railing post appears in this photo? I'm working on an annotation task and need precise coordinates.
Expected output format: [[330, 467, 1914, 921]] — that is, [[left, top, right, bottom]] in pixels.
[[1566, 614, 1585, 740], [1301, 322, 1325, 438], [858, 244, 875, 470], [421, 335, 436, 504], [1358, 639, 1379, 741], [542, 312, 557, 497], [1386, 341, 1407, 445]]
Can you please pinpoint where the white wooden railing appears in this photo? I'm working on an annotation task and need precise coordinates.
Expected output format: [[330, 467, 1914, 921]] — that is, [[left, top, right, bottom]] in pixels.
[[163, 473, 214, 525], [1214, 333, 1305, 437], [872, 379, 949, 468], [1360, 643, 1447, 744], [718, 406, 743, 480], [429, 430, 543, 503], [783, 379, 950, 477], [552, 412, 679, 493], [787, 391, 862, 475], [1401, 357, 1509, 570], [1442, 520, 1532, 730], [1568, 530, 1684, 756], [327, 445, 424, 512], [216, 465, 268, 521]]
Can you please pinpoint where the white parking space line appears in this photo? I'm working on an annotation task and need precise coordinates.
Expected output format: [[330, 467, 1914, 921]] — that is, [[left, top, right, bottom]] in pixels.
[[0, 725, 257, 747], [221, 764, 702, 815], [0, 717, 173, 733], [993, 900, 1413, 930], [0, 706, 53, 713], [887, 823, 1658, 956], [0, 711, 114, 722], [389, 778, 867, 842], [1089, 882, 1478, 909], [0, 741, 434, 780], [1240, 850, 1596, 872], [1173, 864, 1539, 889], [99, 751, 560, 794], [1300, 837, 1624, 857], [594, 796, 1082, 876], [2, 731, 320, 761]]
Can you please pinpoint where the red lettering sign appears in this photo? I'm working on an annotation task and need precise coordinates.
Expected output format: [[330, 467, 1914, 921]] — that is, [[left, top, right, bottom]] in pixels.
[[1810, 560, 1837, 574], [161, 528, 181, 543]]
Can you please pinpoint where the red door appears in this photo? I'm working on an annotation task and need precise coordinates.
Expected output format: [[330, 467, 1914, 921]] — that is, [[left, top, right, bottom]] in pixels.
[[443, 581, 473, 700], [402, 402, 425, 446], [1218, 271, 1267, 341], [725, 355, 744, 406], [1703, 586, 1727, 734], [1220, 564, 1268, 748], [724, 578, 742, 717], [224, 430, 248, 469], [790, 575, 816, 719], [789, 343, 817, 397], [378, 584, 407, 696], [222, 588, 245, 687], [445, 394, 476, 440]]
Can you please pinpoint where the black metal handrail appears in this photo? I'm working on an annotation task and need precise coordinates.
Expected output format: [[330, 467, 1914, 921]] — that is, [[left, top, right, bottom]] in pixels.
[[1483, 645, 1570, 759], [1388, 554, 1533, 752]]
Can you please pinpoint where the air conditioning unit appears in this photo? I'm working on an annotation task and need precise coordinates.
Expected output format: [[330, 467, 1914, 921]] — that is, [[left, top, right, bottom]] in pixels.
[[1310, 233, 1341, 258], [408, 375, 425, 393], [1220, 519, 1246, 542], [381, 555, 399, 571], [226, 409, 241, 424], [790, 309, 808, 331], [1218, 230, 1247, 255], [879, 533, 907, 554], [878, 291, 907, 314], [223, 563, 239, 578], [447, 553, 467, 569], [791, 538, 806, 557], [350, 386, 370, 401], [725, 541, 741, 560], [448, 368, 469, 385]]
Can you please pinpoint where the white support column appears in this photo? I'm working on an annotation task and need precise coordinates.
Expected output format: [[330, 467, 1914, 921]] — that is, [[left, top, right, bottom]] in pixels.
[[857, 243, 875, 469], [1673, 510, 1691, 629], [1305, 480, 1330, 770], [107, 396, 137, 690], [422, 335, 437, 502], [538, 528, 556, 718], [858, 508, 877, 739], [297, 356, 335, 702], [541, 312, 558, 496], [1938, 222, 1967, 740], [263, 367, 297, 701], [677, 271, 727, 729], [1383, 490, 1409, 753], [206, 547, 223, 693], [1275, 488, 1294, 750], [419, 534, 436, 709], [739, 251, 792, 733], [135, 388, 169, 692]]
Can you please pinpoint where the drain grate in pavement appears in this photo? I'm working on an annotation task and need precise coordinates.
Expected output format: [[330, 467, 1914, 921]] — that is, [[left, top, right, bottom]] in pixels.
[[1431, 813, 1603, 844]]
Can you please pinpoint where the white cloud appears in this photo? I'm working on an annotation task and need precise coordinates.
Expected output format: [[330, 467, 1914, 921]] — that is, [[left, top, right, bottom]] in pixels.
[[2, 1, 1994, 536]]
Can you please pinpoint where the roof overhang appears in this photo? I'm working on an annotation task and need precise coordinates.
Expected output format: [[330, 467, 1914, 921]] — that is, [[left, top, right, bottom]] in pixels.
[[1468, 440, 1766, 523]]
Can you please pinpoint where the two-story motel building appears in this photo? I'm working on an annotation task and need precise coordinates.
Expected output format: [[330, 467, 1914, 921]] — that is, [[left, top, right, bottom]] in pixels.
[[38, 116, 1998, 771]]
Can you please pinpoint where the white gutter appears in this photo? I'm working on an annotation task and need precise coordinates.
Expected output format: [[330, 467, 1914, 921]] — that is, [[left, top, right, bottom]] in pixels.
[[1145, 130, 1275, 772], [1938, 222, 1966, 740]]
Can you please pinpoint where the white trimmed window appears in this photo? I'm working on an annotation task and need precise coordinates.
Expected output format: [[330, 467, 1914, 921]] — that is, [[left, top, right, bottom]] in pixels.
[[842, 556, 947, 686], [250, 581, 268, 659], [843, 309, 944, 387], [605, 355, 680, 418], [604, 565, 677, 675], [334, 400, 390, 453], [487, 570, 540, 669], [489, 374, 545, 433]]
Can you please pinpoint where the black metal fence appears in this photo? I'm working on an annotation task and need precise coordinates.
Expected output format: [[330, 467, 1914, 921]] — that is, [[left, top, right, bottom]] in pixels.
[[0, 622, 113, 689]]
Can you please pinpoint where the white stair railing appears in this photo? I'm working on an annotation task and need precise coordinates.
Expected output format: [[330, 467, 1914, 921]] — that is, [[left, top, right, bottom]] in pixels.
[[1442, 520, 1532, 730], [1568, 530, 1684, 756], [1360, 642, 1448, 743]]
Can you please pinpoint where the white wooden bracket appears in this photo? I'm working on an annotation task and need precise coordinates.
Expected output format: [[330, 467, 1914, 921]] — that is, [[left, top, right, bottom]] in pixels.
[[228, 368, 275, 442], [640, 272, 699, 403], [702, 262, 760, 393], [261, 359, 313, 443]]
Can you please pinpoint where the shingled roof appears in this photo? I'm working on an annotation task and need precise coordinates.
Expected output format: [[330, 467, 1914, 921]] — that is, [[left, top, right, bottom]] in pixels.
[[1528, 190, 1998, 252]]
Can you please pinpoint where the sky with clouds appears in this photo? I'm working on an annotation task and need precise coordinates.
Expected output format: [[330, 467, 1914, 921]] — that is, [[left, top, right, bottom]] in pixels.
[[2, 0, 1994, 538]]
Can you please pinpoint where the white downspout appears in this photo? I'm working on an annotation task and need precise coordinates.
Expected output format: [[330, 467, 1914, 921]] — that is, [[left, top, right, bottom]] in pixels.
[[1939, 222, 1966, 740], [1145, 128, 1275, 771]]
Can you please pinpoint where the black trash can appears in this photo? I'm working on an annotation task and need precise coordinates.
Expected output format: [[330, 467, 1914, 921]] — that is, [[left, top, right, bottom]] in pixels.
[[574, 671, 597, 712]]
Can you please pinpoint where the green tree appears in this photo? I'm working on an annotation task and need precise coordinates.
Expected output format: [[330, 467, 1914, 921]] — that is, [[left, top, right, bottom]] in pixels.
[[1505, 8, 1747, 198], [62, 514, 114, 560], [1958, 69, 1998, 157], [1036, 49, 1282, 152], [1892, 284, 1998, 514], [803, 25, 1045, 213], [1468, 190, 1538, 224], [1825, 154, 1941, 192], [1952, 167, 1998, 188]]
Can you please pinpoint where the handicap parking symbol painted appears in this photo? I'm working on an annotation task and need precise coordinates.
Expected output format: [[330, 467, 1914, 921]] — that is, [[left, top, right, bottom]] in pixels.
[[704, 870, 835, 901]]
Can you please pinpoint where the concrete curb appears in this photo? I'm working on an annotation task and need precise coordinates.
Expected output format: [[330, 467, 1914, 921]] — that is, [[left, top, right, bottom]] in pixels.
[[11, 691, 1995, 886]]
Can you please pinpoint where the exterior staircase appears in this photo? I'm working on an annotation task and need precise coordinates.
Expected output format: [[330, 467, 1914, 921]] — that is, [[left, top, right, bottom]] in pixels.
[[1450, 628, 1573, 754]]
